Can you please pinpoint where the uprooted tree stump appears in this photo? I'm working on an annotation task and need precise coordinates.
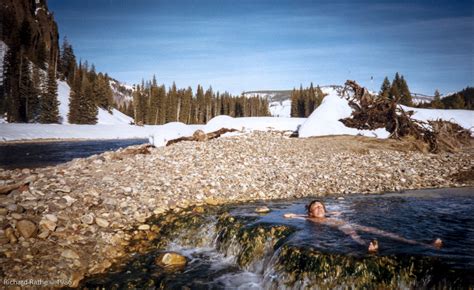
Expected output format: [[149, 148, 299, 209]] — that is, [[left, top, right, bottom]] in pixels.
[[339, 80, 471, 153], [166, 128, 238, 146]]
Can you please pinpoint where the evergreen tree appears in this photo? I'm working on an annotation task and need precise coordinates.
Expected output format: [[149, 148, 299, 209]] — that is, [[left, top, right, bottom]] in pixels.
[[451, 94, 465, 109], [59, 37, 76, 82], [432, 89, 444, 109], [290, 88, 298, 117], [40, 65, 60, 123], [68, 66, 82, 123], [379, 77, 391, 99], [389, 73, 401, 101], [398, 75, 412, 106], [19, 56, 34, 122]]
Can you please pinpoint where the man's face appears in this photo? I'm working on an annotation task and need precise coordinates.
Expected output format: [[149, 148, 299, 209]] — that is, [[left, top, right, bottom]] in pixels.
[[309, 202, 325, 218]]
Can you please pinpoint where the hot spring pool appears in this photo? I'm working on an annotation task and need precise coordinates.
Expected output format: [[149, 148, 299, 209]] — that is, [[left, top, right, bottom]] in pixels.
[[82, 187, 474, 289]]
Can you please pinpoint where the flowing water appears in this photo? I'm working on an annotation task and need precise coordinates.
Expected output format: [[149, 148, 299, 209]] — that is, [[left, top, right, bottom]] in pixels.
[[0, 139, 148, 169], [82, 187, 474, 289]]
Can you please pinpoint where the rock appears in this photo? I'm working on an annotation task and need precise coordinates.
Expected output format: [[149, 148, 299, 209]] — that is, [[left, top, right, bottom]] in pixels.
[[155, 252, 187, 268], [44, 214, 58, 223], [5, 227, 17, 244], [56, 186, 71, 193], [193, 130, 208, 142], [11, 213, 23, 219], [205, 198, 220, 206], [95, 217, 109, 228], [37, 230, 50, 239], [0, 207, 7, 216], [153, 207, 167, 215], [81, 214, 95, 225], [255, 206, 271, 213], [61, 249, 80, 260], [39, 218, 57, 232], [138, 224, 150, 230], [16, 219, 37, 238]]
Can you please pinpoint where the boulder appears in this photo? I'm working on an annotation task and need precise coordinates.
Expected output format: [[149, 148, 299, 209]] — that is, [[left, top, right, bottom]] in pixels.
[[255, 206, 271, 213], [193, 130, 208, 142], [155, 252, 187, 268]]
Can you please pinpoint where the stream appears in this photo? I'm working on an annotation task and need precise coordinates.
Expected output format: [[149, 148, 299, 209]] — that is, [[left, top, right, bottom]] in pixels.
[[0, 139, 148, 169], [82, 187, 474, 289]]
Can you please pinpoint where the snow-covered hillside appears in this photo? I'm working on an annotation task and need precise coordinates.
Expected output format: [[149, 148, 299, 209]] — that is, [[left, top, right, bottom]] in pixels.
[[57, 80, 133, 125]]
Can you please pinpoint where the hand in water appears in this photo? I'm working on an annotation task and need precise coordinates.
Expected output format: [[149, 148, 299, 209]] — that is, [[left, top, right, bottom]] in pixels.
[[368, 239, 379, 253], [433, 238, 443, 249], [283, 213, 297, 218]]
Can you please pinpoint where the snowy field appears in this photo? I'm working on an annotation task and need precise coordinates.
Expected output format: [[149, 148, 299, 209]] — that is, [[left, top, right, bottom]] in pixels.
[[1, 85, 472, 145]]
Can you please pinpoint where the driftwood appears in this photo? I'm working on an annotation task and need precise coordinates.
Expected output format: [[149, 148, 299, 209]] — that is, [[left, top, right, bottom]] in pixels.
[[0, 176, 36, 195], [340, 80, 471, 153], [166, 128, 238, 146]]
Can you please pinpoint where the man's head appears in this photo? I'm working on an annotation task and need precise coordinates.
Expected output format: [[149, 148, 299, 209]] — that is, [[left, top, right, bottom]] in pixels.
[[306, 200, 326, 218]]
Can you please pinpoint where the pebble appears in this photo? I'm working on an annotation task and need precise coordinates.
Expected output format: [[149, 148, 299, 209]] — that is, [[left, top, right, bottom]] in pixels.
[[138, 224, 150, 231], [16, 219, 37, 238], [95, 218, 110, 228], [81, 214, 95, 225], [61, 249, 80, 260]]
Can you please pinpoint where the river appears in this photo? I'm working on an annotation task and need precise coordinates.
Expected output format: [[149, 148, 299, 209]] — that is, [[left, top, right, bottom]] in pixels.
[[0, 139, 148, 169]]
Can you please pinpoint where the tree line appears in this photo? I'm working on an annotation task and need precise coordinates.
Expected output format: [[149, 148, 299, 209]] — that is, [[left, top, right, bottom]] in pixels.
[[290, 83, 325, 117], [417, 87, 473, 110], [127, 76, 270, 125]]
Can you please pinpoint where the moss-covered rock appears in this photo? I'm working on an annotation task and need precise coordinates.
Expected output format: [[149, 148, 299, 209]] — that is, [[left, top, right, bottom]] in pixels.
[[270, 245, 472, 288]]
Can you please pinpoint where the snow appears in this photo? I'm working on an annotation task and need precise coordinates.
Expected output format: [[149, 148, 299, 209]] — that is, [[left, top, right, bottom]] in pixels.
[[203, 115, 305, 133], [402, 106, 474, 130], [269, 100, 291, 117], [0, 124, 155, 141], [148, 122, 195, 147], [298, 87, 390, 138], [57, 80, 133, 125]]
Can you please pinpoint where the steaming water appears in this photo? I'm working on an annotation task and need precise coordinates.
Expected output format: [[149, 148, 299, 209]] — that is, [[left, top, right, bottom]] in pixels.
[[83, 187, 474, 288]]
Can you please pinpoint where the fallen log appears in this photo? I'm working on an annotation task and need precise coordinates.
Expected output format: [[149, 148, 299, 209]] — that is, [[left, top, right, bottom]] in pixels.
[[166, 128, 238, 146], [0, 175, 37, 195]]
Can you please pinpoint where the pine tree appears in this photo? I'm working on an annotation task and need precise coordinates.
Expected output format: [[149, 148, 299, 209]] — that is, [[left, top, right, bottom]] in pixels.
[[389, 73, 401, 101], [68, 66, 82, 123], [432, 89, 444, 109], [398, 76, 412, 106], [40, 65, 60, 123], [59, 37, 76, 82], [451, 94, 465, 109], [379, 77, 391, 99], [290, 88, 298, 117], [81, 72, 98, 124]]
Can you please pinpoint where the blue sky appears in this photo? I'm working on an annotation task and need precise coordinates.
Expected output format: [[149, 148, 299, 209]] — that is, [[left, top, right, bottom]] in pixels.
[[48, 0, 473, 95]]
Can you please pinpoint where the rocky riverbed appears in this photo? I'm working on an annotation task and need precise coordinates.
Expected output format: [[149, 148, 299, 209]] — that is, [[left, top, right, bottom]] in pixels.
[[0, 131, 472, 287]]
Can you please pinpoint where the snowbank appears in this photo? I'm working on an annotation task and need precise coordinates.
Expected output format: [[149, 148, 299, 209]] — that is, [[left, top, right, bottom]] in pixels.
[[269, 100, 291, 117], [148, 122, 195, 147], [0, 124, 157, 141], [203, 115, 305, 133], [298, 88, 390, 138], [402, 106, 473, 130]]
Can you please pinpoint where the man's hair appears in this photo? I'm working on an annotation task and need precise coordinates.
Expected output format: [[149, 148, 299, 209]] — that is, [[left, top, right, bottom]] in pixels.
[[306, 200, 326, 216]]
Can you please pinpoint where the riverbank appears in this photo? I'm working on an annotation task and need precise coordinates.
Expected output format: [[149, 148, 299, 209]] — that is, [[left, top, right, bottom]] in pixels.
[[0, 131, 472, 287]]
